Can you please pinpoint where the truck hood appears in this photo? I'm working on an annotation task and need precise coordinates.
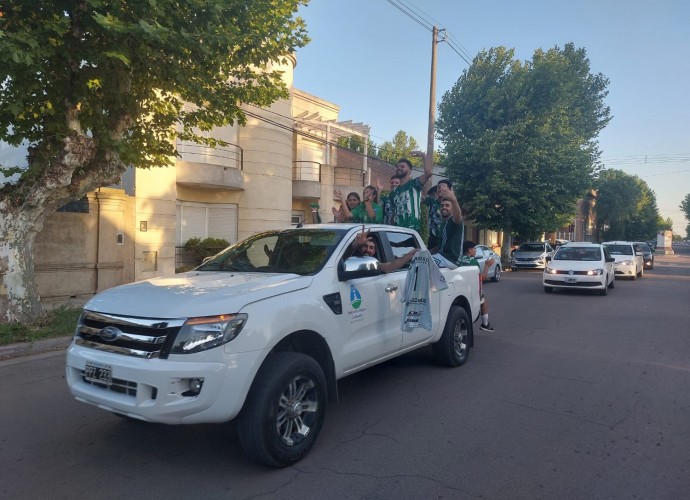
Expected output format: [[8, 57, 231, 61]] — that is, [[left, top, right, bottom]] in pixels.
[[84, 271, 314, 318]]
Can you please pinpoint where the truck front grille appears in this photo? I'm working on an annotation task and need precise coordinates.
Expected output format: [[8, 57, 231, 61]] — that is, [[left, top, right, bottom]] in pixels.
[[75, 311, 185, 359]]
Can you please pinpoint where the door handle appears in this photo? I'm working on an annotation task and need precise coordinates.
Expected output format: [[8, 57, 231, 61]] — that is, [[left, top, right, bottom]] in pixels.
[[385, 284, 398, 293]]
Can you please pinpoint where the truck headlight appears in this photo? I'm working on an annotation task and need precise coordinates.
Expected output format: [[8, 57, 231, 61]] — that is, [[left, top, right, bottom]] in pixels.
[[621, 260, 633, 266], [545, 267, 557, 274], [172, 314, 247, 354], [586, 268, 604, 276]]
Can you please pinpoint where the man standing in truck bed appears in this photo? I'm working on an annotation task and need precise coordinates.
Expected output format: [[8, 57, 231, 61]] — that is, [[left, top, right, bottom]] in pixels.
[[391, 151, 434, 230]]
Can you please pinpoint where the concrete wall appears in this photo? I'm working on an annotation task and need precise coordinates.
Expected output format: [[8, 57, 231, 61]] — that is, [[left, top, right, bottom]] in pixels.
[[34, 188, 134, 308]]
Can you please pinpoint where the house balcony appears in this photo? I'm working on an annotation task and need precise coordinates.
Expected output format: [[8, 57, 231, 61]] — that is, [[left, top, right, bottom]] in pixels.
[[176, 142, 244, 191], [292, 161, 322, 199]]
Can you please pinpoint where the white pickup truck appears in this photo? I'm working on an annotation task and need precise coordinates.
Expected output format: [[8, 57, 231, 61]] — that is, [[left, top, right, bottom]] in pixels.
[[66, 224, 481, 466]]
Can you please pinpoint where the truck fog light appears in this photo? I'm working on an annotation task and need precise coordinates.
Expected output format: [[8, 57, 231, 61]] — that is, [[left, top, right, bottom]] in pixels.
[[182, 378, 204, 397]]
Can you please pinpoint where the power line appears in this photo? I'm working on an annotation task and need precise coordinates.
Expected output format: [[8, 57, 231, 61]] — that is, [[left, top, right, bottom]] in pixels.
[[385, 0, 433, 32]]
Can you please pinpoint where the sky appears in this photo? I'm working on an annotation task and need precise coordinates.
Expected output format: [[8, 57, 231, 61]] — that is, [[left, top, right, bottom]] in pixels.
[[293, 0, 690, 235]]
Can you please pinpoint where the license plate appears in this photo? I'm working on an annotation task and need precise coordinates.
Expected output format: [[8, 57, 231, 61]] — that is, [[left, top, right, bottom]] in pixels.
[[565, 277, 577, 284], [84, 362, 112, 386]]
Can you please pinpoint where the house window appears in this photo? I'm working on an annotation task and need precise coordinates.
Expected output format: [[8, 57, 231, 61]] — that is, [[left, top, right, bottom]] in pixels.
[[57, 196, 90, 213], [176, 202, 238, 245], [291, 211, 305, 226]]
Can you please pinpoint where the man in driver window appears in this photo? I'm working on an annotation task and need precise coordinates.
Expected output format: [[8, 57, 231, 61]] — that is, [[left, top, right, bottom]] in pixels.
[[350, 231, 416, 273]]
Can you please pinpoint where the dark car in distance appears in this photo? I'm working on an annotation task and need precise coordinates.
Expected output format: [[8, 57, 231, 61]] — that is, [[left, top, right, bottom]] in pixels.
[[634, 241, 655, 269]]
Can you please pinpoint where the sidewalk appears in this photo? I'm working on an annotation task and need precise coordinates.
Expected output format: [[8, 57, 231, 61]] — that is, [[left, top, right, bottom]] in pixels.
[[0, 336, 71, 362]]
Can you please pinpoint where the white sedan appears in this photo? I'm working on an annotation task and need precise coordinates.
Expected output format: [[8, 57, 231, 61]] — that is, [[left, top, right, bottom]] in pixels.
[[543, 242, 615, 295]]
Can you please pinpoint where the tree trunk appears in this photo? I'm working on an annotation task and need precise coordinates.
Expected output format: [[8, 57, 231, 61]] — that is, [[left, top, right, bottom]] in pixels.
[[0, 211, 42, 322], [500, 224, 513, 265], [0, 132, 122, 323]]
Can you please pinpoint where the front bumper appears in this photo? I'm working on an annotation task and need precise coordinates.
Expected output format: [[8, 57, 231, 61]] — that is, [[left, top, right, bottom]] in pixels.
[[65, 343, 264, 424], [511, 260, 546, 269], [614, 263, 636, 276], [543, 271, 606, 289]]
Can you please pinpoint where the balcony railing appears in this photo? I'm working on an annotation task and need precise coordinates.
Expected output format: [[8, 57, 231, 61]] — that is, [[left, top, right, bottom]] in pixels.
[[293, 161, 321, 182], [176, 141, 243, 170]]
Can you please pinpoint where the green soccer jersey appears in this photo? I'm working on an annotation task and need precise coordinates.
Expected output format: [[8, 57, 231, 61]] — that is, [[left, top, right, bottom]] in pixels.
[[350, 202, 383, 223], [439, 217, 463, 265], [391, 178, 424, 230]]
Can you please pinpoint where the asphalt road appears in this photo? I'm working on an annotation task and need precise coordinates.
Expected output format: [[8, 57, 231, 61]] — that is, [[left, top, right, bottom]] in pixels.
[[2, 246, 689, 499]]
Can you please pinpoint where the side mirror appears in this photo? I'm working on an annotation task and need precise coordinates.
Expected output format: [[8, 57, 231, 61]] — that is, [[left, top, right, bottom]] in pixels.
[[606, 257, 616, 263], [635, 251, 643, 256], [545, 256, 552, 262], [338, 256, 382, 281]]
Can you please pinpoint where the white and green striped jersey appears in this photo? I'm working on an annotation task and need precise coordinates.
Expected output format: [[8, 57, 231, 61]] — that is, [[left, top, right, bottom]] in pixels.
[[391, 177, 424, 230]]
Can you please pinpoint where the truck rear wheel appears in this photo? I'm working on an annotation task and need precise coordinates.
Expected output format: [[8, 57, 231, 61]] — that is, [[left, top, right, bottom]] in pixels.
[[237, 352, 326, 467], [433, 306, 471, 367]]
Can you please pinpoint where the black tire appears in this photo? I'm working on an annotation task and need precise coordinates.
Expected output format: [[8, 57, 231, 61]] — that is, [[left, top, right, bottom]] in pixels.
[[544, 286, 553, 293], [608, 276, 615, 288], [638, 266, 643, 277], [433, 306, 472, 367], [491, 265, 501, 282], [511, 267, 517, 272], [237, 352, 327, 467]]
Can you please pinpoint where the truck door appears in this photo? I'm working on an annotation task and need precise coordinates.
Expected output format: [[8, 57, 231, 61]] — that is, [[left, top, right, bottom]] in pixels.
[[337, 231, 405, 372]]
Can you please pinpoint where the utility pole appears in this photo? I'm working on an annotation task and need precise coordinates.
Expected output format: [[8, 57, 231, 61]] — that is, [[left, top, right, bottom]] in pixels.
[[426, 27, 444, 175]]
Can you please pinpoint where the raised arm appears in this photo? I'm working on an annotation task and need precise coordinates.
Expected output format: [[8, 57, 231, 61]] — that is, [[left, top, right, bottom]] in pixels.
[[411, 150, 433, 186]]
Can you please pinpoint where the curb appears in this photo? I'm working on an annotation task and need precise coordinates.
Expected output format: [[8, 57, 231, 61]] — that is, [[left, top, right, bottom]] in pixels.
[[0, 336, 72, 361]]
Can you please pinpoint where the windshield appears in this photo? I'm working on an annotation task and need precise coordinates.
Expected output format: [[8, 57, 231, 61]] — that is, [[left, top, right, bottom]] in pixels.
[[554, 247, 602, 261], [196, 228, 346, 275], [518, 243, 545, 252], [603, 244, 632, 256]]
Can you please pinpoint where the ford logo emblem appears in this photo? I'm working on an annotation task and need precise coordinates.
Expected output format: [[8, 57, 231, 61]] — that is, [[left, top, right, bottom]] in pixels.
[[100, 326, 122, 342]]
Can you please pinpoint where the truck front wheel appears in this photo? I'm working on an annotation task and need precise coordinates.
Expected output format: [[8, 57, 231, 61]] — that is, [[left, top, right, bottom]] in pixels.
[[237, 352, 327, 467], [432, 306, 472, 367]]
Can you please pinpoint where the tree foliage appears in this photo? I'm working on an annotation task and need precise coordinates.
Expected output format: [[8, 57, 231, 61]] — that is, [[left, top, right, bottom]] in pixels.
[[437, 44, 611, 253], [0, 0, 308, 321], [377, 130, 421, 165], [594, 169, 661, 240], [680, 193, 690, 222], [336, 135, 377, 156]]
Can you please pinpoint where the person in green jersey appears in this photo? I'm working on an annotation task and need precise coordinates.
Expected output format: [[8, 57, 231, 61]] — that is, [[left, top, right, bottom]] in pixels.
[[377, 175, 402, 225], [332, 191, 360, 223], [435, 183, 463, 264], [348, 185, 383, 223], [391, 151, 434, 230], [425, 185, 442, 248]]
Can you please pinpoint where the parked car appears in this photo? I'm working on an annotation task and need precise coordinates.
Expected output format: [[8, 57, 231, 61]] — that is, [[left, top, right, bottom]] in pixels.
[[543, 242, 615, 295], [510, 241, 554, 270], [474, 244, 501, 282], [633, 241, 654, 269], [601, 241, 645, 279]]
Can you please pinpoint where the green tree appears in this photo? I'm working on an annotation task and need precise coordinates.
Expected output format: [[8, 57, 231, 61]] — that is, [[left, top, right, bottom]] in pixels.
[[0, 0, 308, 322], [680, 193, 690, 222], [377, 130, 421, 165], [657, 216, 673, 231], [336, 135, 377, 156], [594, 169, 644, 240], [437, 44, 611, 260]]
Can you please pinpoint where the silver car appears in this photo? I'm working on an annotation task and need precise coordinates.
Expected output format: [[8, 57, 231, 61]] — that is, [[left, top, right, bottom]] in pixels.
[[511, 242, 554, 270], [474, 244, 501, 282]]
